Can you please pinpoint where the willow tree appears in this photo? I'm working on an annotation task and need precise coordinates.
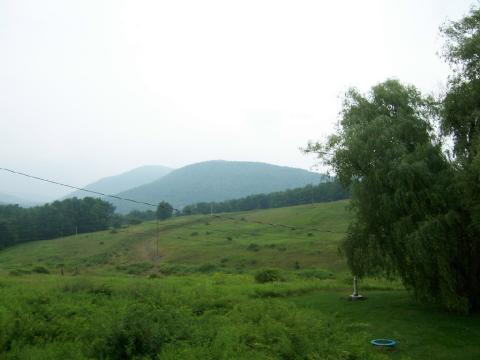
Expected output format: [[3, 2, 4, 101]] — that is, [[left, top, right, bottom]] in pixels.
[[306, 79, 478, 312], [440, 5, 480, 311], [307, 5, 480, 313]]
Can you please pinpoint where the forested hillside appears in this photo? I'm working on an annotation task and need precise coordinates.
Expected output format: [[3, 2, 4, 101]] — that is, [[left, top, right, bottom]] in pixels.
[[111, 160, 326, 213], [183, 181, 348, 214]]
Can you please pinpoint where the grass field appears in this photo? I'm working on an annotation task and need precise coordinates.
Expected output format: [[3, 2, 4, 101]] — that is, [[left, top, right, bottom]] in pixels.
[[0, 200, 479, 359]]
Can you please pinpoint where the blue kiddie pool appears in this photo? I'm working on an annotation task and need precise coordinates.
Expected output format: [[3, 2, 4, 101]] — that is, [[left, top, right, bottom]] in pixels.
[[370, 339, 397, 349]]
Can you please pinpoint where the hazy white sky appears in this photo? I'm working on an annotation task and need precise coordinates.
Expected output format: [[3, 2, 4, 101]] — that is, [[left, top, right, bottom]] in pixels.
[[0, 0, 476, 200]]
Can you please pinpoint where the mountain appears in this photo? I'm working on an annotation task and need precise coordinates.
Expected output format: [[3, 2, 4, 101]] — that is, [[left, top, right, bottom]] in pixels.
[[111, 160, 326, 213], [0, 192, 37, 207], [65, 165, 173, 199]]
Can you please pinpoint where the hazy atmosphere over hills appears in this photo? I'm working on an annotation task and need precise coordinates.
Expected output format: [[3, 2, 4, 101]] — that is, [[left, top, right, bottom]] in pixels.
[[0, 0, 471, 192], [111, 160, 326, 213], [65, 165, 172, 200], [2, 1, 480, 358], [0, 192, 37, 207]]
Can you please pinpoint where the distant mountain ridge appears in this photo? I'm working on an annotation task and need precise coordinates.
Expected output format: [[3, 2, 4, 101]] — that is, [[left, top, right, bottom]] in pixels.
[[65, 165, 172, 199], [0, 192, 39, 207], [110, 160, 326, 213]]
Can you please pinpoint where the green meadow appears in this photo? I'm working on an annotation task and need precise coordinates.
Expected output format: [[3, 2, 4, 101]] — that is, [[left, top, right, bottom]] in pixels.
[[0, 200, 479, 359]]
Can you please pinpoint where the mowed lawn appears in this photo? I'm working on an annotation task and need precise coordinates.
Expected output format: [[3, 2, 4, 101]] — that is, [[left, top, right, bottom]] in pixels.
[[0, 200, 479, 359]]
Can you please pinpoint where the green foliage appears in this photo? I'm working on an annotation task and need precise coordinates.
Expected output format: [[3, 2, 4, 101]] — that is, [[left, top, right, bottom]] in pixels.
[[111, 160, 325, 213], [0, 273, 477, 359], [307, 79, 478, 311], [102, 303, 192, 359], [156, 201, 173, 220], [183, 180, 348, 215], [31, 266, 50, 274], [0, 197, 115, 249], [247, 243, 260, 252], [438, 6, 480, 312], [254, 269, 283, 283], [0, 203, 479, 358], [297, 269, 334, 280], [117, 262, 154, 275]]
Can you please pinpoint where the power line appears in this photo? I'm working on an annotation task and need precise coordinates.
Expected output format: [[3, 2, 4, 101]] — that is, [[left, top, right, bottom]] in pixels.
[[0, 167, 175, 210], [0, 167, 344, 234]]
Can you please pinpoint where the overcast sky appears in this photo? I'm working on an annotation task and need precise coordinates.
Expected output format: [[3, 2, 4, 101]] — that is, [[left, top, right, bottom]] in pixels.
[[0, 0, 476, 200]]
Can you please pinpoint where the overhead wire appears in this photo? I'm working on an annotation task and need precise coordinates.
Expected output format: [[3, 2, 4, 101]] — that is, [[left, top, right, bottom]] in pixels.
[[0, 167, 174, 210], [0, 167, 344, 234]]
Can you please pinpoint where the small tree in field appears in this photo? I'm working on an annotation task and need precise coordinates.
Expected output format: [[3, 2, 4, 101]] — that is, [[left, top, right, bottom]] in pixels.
[[156, 201, 173, 221]]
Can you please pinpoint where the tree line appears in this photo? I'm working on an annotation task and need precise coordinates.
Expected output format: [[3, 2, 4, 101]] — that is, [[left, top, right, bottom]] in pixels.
[[0, 182, 345, 249], [182, 181, 348, 215], [0, 197, 115, 249]]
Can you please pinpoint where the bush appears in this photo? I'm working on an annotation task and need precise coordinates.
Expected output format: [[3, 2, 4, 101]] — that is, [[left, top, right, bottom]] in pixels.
[[118, 262, 154, 275], [8, 269, 31, 276], [197, 263, 217, 273], [247, 243, 260, 252], [31, 266, 50, 274], [254, 269, 283, 283], [297, 269, 334, 280], [101, 303, 191, 359]]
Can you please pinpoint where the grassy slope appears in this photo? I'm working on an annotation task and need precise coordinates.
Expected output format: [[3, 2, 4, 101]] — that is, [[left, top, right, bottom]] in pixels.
[[0, 200, 479, 359]]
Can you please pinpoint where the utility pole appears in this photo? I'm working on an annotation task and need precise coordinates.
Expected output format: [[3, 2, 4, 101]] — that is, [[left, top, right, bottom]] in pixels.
[[156, 218, 159, 259], [210, 204, 213, 216], [311, 183, 314, 205]]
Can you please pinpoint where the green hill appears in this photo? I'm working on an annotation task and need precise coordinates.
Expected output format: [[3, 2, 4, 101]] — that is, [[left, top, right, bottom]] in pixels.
[[111, 160, 326, 213], [64, 165, 172, 200], [0, 201, 348, 275], [0, 200, 479, 359]]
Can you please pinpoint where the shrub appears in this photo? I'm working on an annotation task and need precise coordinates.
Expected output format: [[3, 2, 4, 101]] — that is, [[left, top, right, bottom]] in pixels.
[[123, 262, 154, 275], [89, 283, 113, 296], [197, 263, 217, 273], [297, 269, 334, 280], [254, 269, 283, 283], [63, 278, 94, 293], [101, 304, 192, 359], [247, 243, 260, 252], [31, 266, 50, 274], [8, 269, 31, 276]]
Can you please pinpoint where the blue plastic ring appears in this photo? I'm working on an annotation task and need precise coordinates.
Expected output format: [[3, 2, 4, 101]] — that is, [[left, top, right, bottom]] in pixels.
[[370, 339, 396, 348]]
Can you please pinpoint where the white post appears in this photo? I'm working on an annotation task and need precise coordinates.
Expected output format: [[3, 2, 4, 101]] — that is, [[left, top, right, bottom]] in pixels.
[[349, 275, 365, 301]]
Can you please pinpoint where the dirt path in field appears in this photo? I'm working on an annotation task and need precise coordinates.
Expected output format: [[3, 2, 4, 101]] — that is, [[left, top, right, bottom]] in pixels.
[[131, 217, 211, 262]]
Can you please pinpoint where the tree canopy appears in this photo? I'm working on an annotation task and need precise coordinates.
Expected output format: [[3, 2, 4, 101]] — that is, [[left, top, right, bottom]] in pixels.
[[0, 197, 115, 249], [182, 181, 348, 215], [305, 6, 480, 312], [156, 201, 173, 220]]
